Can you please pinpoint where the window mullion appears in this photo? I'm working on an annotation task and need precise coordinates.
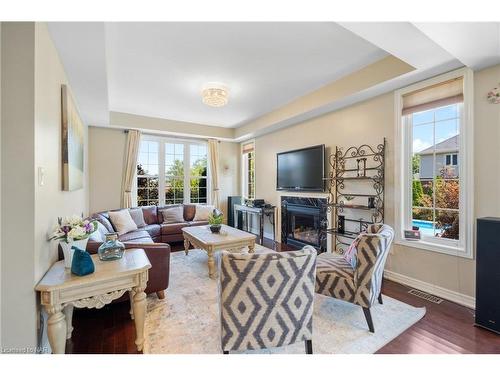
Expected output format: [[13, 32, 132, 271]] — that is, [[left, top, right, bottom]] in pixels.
[[159, 141, 165, 206], [184, 142, 190, 203]]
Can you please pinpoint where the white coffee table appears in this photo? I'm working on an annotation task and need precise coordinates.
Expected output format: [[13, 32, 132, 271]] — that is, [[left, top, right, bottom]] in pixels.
[[182, 224, 256, 279]]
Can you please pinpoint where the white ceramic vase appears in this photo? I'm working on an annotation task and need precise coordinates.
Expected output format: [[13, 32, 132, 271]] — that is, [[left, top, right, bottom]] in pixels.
[[60, 238, 89, 268]]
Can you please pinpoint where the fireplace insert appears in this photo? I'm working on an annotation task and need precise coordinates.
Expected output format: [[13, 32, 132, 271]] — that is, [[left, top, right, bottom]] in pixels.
[[281, 196, 327, 251]]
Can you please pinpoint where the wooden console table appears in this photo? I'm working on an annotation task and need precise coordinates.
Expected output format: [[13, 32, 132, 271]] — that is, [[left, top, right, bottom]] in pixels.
[[35, 248, 151, 354]]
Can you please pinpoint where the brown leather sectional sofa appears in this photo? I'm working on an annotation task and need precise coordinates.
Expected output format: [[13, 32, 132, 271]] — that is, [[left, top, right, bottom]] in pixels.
[[59, 204, 209, 299], [91, 204, 208, 245]]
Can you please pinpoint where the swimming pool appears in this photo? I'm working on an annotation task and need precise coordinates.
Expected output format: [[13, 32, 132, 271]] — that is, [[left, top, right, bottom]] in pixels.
[[412, 219, 438, 236]]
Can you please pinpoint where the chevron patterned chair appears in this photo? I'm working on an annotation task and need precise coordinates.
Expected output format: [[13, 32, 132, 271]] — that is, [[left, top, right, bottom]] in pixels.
[[217, 247, 317, 354], [315, 224, 394, 333]]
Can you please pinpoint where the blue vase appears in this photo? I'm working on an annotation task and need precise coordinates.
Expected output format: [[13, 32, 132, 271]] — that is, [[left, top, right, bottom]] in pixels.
[[71, 246, 95, 276], [98, 233, 125, 261]]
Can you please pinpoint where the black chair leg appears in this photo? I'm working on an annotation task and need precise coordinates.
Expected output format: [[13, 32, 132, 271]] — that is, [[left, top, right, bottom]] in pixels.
[[362, 307, 375, 333], [378, 293, 383, 304], [223, 350, 229, 354], [305, 339, 313, 354]]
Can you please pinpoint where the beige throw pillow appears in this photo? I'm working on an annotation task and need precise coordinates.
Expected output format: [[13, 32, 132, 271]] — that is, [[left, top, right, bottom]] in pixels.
[[160, 206, 184, 224], [193, 204, 215, 222], [108, 210, 138, 235], [129, 208, 146, 228]]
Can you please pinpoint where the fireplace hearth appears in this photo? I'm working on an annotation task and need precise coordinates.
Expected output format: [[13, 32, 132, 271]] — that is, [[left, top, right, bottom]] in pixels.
[[281, 196, 327, 252]]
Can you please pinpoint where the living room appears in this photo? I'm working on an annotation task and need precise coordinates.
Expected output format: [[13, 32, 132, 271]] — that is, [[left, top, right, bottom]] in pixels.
[[1, 0, 500, 371]]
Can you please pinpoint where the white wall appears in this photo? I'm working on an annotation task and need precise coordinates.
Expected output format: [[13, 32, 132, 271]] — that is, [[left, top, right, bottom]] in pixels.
[[1, 22, 37, 350], [89, 127, 127, 213], [1, 22, 88, 351], [0, 21, 3, 347]]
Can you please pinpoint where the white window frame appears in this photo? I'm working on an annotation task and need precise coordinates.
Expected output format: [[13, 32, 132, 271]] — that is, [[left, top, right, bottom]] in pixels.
[[445, 153, 458, 166], [394, 68, 474, 259], [241, 140, 256, 200], [134, 135, 211, 206]]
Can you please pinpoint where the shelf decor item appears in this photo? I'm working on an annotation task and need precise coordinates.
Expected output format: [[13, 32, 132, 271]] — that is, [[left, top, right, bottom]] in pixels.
[[71, 246, 95, 276], [48, 215, 98, 268], [324, 139, 386, 254], [208, 208, 224, 233], [98, 233, 125, 261]]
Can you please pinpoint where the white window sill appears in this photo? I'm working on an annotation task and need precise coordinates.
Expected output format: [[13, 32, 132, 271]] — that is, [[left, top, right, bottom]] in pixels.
[[394, 237, 473, 259]]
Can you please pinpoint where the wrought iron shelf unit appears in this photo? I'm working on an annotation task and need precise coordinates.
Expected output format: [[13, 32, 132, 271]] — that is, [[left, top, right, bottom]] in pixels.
[[324, 139, 386, 254], [324, 228, 360, 239]]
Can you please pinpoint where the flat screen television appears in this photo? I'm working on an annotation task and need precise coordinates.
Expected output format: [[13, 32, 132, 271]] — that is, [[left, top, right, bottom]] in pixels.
[[276, 145, 325, 192]]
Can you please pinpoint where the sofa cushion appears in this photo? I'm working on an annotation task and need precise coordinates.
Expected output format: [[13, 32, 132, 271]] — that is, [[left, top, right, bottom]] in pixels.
[[118, 229, 152, 243], [161, 222, 189, 235], [142, 205, 159, 225], [193, 204, 215, 222], [129, 208, 146, 228], [88, 221, 109, 242], [108, 210, 138, 235], [184, 204, 196, 221], [160, 205, 184, 224], [91, 212, 114, 233], [143, 224, 161, 239]]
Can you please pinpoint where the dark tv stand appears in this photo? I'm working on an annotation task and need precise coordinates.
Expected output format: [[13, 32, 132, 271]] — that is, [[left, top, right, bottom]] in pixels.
[[233, 204, 276, 245]]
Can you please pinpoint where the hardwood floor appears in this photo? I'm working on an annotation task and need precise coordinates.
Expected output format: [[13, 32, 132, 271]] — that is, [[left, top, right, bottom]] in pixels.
[[65, 239, 500, 354]]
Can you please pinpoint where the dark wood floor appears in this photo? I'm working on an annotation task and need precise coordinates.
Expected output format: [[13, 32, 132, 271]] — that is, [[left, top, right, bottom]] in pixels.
[[66, 239, 500, 354]]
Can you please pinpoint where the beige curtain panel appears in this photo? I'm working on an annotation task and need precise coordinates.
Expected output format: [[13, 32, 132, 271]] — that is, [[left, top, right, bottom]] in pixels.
[[122, 130, 141, 208], [208, 139, 220, 210], [402, 77, 464, 115]]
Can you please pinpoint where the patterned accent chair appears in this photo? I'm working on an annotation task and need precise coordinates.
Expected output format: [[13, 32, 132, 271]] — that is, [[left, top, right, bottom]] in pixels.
[[217, 247, 317, 354], [315, 224, 394, 333]]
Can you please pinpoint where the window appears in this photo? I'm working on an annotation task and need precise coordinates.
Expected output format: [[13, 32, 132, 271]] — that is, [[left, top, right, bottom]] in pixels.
[[445, 153, 458, 166], [242, 141, 255, 199], [136, 136, 209, 206], [137, 140, 159, 206], [395, 68, 473, 258], [188, 144, 208, 204]]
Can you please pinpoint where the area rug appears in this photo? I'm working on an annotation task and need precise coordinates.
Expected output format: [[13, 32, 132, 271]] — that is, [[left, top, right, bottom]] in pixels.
[[143, 246, 426, 354]]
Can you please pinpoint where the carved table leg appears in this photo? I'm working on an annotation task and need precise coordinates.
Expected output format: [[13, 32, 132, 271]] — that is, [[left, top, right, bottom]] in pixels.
[[207, 248, 216, 279], [129, 290, 135, 320], [63, 304, 74, 339], [248, 241, 256, 253], [184, 239, 190, 255], [46, 304, 67, 354], [132, 285, 147, 352]]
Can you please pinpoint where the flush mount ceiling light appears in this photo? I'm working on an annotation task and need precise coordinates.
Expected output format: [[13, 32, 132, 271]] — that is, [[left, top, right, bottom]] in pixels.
[[202, 83, 229, 107]]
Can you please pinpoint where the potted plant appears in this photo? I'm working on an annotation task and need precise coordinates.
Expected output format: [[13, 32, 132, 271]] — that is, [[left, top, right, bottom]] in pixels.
[[208, 209, 224, 233], [48, 215, 98, 268]]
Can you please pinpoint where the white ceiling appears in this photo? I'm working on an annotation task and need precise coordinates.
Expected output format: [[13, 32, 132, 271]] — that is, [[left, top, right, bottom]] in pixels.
[[47, 22, 500, 131], [105, 22, 387, 127]]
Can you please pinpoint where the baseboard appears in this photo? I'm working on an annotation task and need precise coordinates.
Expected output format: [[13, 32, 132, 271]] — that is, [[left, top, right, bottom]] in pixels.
[[384, 270, 476, 309]]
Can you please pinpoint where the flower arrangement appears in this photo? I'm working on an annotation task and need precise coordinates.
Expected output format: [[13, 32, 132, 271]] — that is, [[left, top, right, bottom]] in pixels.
[[487, 85, 500, 104], [48, 215, 98, 243]]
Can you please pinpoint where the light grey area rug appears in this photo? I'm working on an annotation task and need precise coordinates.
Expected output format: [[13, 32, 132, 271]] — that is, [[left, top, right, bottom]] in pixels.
[[143, 246, 426, 354]]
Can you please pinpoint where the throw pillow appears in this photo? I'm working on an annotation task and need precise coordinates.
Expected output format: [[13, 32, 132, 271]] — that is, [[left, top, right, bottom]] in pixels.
[[343, 237, 360, 269], [160, 206, 184, 224], [129, 208, 146, 228], [88, 221, 107, 242], [108, 210, 138, 236], [193, 204, 215, 222]]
